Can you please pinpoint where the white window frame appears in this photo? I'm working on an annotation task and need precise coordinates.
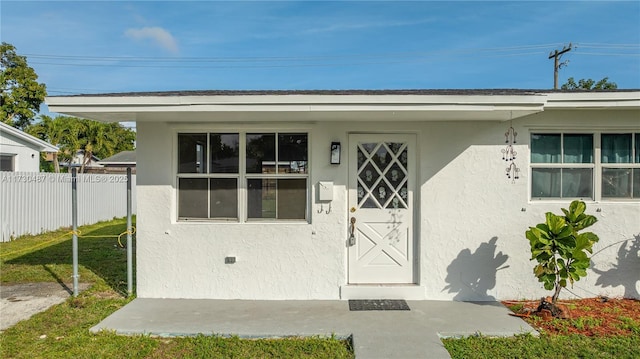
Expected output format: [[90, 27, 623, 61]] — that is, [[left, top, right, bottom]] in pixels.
[[176, 131, 310, 223], [529, 131, 640, 202]]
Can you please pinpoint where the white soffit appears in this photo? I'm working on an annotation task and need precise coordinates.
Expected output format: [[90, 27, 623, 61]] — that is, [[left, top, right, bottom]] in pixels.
[[46, 93, 546, 123], [46, 91, 640, 123]]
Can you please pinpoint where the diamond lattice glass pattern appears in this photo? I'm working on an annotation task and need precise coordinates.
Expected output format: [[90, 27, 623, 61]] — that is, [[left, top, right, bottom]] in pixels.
[[357, 141, 408, 209]]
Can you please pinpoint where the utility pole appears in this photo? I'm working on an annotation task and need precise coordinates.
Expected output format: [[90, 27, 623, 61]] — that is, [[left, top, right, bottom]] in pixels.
[[549, 43, 572, 89]]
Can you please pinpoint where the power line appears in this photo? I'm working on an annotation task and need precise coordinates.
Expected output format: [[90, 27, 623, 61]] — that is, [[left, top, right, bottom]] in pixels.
[[31, 51, 550, 70], [23, 43, 565, 63]]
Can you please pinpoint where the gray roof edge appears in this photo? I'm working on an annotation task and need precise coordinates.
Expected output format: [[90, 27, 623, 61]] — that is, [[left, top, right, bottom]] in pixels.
[[98, 150, 136, 164], [47, 88, 640, 98]]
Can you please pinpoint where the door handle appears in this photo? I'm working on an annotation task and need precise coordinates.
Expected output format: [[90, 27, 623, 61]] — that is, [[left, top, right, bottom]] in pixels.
[[349, 217, 356, 246]]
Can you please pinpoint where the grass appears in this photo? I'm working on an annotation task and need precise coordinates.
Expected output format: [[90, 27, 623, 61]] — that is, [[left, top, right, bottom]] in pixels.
[[0, 218, 354, 359], [443, 333, 640, 359], [443, 301, 640, 359]]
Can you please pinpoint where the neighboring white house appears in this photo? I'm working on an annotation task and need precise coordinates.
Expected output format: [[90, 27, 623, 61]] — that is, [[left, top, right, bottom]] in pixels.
[[47, 89, 640, 301], [46, 149, 103, 172], [0, 122, 58, 172]]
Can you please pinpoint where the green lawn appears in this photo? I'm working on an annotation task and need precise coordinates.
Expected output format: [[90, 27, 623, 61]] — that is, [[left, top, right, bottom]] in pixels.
[[0, 218, 353, 359], [443, 333, 640, 359]]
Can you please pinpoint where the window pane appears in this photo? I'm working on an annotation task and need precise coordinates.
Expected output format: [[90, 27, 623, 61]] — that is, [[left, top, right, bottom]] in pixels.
[[0, 155, 14, 171], [278, 133, 308, 174], [602, 168, 632, 198], [210, 178, 238, 219], [602, 134, 632, 163], [532, 168, 561, 197], [277, 179, 307, 219], [247, 179, 276, 219], [635, 134, 640, 163], [210, 134, 239, 173], [562, 168, 593, 198], [634, 169, 640, 198], [246, 134, 275, 173], [178, 134, 207, 173], [563, 134, 593, 164], [531, 134, 560, 163], [178, 178, 208, 218]]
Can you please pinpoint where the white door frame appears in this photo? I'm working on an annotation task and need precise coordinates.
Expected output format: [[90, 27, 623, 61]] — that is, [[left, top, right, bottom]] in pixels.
[[347, 133, 417, 284]]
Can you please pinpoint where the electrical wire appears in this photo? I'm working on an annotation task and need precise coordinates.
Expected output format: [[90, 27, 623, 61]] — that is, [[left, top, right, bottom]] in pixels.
[[23, 43, 566, 63]]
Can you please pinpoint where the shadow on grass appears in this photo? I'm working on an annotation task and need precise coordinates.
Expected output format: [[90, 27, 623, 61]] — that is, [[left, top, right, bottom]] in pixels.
[[43, 263, 73, 294], [5, 223, 135, 296]]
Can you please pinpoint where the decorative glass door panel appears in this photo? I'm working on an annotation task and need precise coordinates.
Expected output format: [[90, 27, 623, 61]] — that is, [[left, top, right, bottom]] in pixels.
[[357, 142, 408, 210], [348, 134, 415, 284]]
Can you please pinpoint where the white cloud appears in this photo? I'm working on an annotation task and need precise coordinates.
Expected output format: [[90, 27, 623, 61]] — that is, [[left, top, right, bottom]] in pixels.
[[125, 26, 178, 54]]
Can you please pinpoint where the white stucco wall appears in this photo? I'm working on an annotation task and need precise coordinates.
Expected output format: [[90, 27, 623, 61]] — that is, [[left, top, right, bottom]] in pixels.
[[136, 109, 639, 301], [0, 132, 42, 172]]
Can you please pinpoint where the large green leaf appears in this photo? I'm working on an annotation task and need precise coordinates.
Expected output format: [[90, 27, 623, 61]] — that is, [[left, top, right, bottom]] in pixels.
[[546, 213, 566, 235], [572, 250, 589, 262], [556, 226, 573, 240], [557, 258, 566, 270], [569, 200, 586, 219], [574, 215, 598, 231], [574, 267, 587, 277], [574, 232, 598, 254]]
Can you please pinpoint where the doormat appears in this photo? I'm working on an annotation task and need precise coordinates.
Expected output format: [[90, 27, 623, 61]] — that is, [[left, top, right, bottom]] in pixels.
[[348, 299, 410, 311]]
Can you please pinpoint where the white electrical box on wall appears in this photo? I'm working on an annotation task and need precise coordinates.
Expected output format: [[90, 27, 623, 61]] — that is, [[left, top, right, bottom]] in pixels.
[[318, 181, 334, 201]]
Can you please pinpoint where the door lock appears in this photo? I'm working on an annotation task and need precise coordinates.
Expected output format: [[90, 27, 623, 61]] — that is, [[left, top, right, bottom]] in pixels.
[[350, 207, 356, 213]]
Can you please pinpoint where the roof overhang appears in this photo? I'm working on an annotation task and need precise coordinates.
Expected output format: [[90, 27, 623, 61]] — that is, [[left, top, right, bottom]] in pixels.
[[0, 122, 59, 152], [545, 92, 640, 109], [45, 90, 640, 123]]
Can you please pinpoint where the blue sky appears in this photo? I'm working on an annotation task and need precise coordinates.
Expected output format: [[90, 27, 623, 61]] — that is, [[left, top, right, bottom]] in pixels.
[[2, 1, 640, 97]]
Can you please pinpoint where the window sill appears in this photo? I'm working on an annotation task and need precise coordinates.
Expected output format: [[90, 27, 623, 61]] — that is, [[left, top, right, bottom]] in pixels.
[[175, 219, 310, 225]]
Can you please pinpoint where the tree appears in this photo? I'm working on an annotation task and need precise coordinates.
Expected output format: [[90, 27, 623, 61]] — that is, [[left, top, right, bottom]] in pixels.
[[526, 201, 599, 312], [1, 42, 47, 129], [561, 77, 618, 90], [27, 115, 83, 172], [27, 116, 135, 173], [79, 120, 113, 173]]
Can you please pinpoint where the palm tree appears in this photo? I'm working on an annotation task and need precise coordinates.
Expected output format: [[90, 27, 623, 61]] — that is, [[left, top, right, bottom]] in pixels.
[[79, 120, 115, 173], [27, 115, 78, 173]]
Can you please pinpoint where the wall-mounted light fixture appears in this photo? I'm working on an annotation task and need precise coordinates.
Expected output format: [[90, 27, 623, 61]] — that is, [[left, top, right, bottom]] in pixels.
[[330, 142, 341, 164]]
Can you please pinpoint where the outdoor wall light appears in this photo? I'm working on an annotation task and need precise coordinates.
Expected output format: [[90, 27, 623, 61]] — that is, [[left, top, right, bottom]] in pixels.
[[330, 142, 341, 164]]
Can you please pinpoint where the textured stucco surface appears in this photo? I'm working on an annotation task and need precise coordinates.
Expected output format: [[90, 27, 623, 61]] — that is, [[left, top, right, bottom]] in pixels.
[[0, 131, 42, 172], [136, 109, 639, 300]]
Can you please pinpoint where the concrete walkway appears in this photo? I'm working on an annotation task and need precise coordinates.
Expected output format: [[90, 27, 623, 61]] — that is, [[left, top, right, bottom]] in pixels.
[[91, 299, 537, 359]]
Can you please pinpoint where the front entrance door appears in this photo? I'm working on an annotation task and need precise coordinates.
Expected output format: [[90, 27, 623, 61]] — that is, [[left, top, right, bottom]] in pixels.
[[348, 134, 415, 284]]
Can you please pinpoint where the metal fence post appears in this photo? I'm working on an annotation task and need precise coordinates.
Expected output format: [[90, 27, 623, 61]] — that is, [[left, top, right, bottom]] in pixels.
[[72, 168, 79, 297], [127, 167, 133, 296]]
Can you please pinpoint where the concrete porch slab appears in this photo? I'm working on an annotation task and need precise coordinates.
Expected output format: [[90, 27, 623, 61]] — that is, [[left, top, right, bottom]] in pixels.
[[91, 299, 537, 359]]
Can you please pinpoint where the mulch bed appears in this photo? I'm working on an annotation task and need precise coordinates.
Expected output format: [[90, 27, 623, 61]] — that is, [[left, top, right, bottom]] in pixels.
[[503, 297, 640, 336]]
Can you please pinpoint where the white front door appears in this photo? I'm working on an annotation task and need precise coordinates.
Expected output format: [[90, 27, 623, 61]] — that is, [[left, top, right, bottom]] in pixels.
[[348, 134, 415, 284]]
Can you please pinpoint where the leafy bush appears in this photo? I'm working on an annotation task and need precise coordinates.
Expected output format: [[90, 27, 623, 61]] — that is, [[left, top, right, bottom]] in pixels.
[[526, 200, 599, 304]]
